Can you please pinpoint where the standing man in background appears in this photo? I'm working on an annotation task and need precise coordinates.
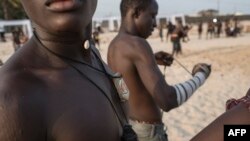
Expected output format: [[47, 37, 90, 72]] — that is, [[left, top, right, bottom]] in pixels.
[[198, 21, 203, 39]]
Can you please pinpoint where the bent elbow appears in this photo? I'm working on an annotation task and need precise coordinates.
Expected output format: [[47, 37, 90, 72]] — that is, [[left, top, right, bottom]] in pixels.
[[160, 90, 178, 112], [153, 85, 178, 112]]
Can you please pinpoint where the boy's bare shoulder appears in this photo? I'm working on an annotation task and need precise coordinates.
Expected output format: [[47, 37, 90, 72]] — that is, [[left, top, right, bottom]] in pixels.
[[0, 63, 46, 104], [0, 63, 47, 140], [110, 33, 152, 53]]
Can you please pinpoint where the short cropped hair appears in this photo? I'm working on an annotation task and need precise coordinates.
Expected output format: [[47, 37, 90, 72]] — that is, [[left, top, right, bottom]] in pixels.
[[120, 0, 154, 18]]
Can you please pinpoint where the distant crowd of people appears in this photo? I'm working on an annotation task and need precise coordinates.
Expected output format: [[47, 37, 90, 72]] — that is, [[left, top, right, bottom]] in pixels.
[[156, 17, 245, 57], [198, 17, 243, 39]]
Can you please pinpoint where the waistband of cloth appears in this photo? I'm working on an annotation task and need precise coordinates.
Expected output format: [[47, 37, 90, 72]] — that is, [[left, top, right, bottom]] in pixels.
[[129, 119, 166, 137], [129, 119, 165, 128], [129, 117, 163, 124]]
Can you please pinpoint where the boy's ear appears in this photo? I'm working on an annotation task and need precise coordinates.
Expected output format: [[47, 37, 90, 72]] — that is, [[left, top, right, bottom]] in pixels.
[[132, 8, 140, 18]]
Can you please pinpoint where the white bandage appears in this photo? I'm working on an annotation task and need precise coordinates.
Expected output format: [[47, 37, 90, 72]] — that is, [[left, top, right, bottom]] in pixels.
[[173, 72, 207, 106]]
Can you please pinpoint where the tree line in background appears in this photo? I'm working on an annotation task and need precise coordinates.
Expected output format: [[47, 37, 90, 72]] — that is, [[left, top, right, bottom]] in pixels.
[[0, 0, 27, 20]]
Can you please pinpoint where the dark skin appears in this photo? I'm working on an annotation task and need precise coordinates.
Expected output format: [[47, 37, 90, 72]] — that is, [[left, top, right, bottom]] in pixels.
[[191, 89, 250, 141], [0, 0, 124, 141], [108, 0, 210, 123]]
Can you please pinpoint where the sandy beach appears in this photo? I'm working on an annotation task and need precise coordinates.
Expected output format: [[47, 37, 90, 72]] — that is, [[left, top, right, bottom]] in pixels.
[[97, 32, 250, 141], [0, 32, 250, 141]]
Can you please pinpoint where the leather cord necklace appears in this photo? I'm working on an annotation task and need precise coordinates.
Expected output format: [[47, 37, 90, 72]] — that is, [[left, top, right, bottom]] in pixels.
[[33, 31, 128, 127]]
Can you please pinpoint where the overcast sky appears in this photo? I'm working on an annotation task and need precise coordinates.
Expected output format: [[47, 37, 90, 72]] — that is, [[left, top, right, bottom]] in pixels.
[[94, 0, 250, 18]]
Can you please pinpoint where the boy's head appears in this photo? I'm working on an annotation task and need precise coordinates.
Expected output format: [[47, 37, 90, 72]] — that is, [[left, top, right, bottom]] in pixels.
[[120, 0, 154, 18], [120, 0, 158, 38]]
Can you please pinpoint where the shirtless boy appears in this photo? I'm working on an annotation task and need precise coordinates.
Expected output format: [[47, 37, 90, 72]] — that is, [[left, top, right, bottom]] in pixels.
[[108, 0, 211, 140]]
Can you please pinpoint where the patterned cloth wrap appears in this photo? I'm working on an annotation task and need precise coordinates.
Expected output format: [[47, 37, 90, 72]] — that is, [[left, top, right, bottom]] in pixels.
[[226, 95, 250, 111]]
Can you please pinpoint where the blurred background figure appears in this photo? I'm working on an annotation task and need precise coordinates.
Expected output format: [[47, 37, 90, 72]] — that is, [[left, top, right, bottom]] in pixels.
[[12, 27, 21, 51], [0, 23, 6, 42], [198, 21, 203, 39], [216, 19, 222, 38], [182, 24, 192, 42], [171, 20, 184, 56], [19, 29, 28, 46], [12, 27, 28, 52], [225, 17, 242, 37], [206, 21, 215, 39], [166, 21, 175, 42], [96, 25, 103, 33], [159, 24, 164, 42], [93, 27, 101, 49]]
